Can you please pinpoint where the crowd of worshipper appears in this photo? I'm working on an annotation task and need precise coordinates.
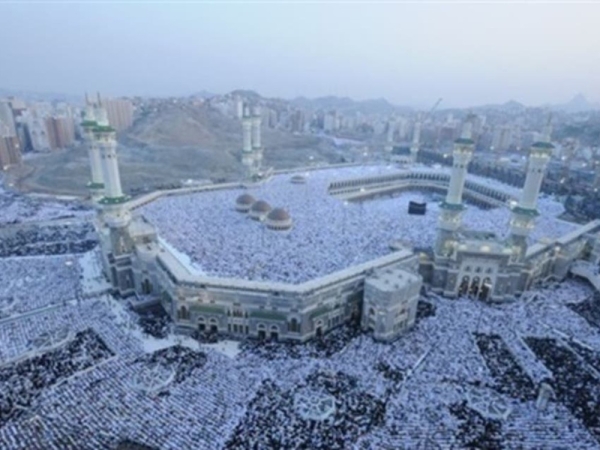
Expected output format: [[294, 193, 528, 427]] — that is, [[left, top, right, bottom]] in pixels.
[[133, 345, 208, 386], [1, 231, 600, 450], [239, 316, 363, 361], [141, 166, 576, 284], [0, 184, 93, 227], [134, 304, 173, 339], [525, 336, 600, 443], [0, 255, 81, 318], [0, 329, 114, 427], [567, 291, 600, 329], [0, 222, 97, 258], [0, 297, 142, 364], [473, 333, 538, 401], [225, 372, 386, 450]]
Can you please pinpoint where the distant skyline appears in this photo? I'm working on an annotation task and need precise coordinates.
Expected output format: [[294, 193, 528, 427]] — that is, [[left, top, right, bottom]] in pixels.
[[1, 2, 599, 109]]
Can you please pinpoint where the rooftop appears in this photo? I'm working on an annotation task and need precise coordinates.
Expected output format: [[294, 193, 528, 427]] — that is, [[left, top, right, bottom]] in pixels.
[[366, 266, 421, 292]]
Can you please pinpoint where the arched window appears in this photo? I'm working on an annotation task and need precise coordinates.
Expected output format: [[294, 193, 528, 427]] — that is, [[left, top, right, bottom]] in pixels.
[[178, 306, 189, 320], [141, 279, 152, 295], [288, 318, 300, 333]]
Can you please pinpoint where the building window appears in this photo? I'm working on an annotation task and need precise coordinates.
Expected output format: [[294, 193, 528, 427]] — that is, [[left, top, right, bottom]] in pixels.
[[141, 279, 152, 294], [178, 306, 189, 320], [288, 318, 300, 333]]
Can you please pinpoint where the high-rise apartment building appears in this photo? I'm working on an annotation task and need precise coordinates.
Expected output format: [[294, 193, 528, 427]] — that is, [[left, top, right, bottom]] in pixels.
[[26, 113, 51, 152], [103, 97, 134, 131], [0, 134, 22, 169], [45, 116, 75, 150], [492, 125, 512, 151], [0, 101, 17, 137]]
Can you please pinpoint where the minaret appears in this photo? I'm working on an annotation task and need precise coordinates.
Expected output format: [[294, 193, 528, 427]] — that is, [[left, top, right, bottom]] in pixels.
[[509, 120, 553, 259], [81, 96, 104, 201], [241, 105, 255, 177], [251, 106, 263, 173], [94, 105, 130, 229], [410, 119, 421, 163], [435, 121, 475, 256], [251, 106, 262, 150], [95, 107, 123, 201], [92, 100, 132, 296], [242, 106, 252, 153]]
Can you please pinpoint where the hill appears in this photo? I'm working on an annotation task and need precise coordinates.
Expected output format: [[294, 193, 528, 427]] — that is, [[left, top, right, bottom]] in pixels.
[[13, 101, 344, 196]]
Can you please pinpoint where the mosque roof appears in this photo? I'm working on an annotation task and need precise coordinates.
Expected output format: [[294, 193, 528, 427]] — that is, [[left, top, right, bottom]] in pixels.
[[250, 200, 271, 213], [236, 193, 256, 206], [267, 208, 291, 222]]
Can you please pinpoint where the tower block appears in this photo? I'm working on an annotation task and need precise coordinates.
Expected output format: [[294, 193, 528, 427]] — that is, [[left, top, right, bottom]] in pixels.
[[509, 125, 553, 260], [435, 122, 475, 256], [81, 98, 104, 201]]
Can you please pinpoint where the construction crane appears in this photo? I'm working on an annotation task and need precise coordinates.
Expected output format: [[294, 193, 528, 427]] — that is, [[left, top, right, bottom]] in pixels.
[[426, 97, 443, 122], [423, 98, 443, 149]]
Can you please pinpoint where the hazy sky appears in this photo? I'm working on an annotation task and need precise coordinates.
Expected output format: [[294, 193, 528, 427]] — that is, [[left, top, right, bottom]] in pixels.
[[1, 2, 599, 108]]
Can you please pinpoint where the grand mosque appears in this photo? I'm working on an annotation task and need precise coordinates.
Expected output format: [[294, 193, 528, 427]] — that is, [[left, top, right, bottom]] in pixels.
[[82, 100, 600, 343]]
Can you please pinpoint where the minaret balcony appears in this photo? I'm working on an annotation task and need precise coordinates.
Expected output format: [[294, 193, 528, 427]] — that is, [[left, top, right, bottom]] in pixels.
[[87, 181, 105, 190], [99, 195, 129, 205], [440, 201, 466, 211], [511, 205, 539, 217]]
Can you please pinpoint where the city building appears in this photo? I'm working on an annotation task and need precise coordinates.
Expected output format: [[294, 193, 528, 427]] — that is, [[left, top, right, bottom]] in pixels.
[[362, 265, 421, 341], [103, 97, 134, 132], [45, 116, 75, 150], [492, 125, 513, 152], [0, 101, 17, 137], [25, 112, 51, 152], [0, 134, 22, 169]]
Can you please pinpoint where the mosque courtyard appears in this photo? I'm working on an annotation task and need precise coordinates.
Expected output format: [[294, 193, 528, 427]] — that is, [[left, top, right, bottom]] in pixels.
[[140, 166, 575, 284]]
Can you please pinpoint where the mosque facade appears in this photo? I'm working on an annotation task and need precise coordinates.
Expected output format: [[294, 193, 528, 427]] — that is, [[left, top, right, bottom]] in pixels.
[[84, 105, 600, 343]]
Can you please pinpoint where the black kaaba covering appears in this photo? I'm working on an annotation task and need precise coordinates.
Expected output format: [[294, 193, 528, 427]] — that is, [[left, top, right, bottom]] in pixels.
[[408, 201, 426, 215]]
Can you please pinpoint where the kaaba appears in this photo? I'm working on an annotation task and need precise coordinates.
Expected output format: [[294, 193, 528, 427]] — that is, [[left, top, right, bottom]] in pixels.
[[408, 201, 426, 215]]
